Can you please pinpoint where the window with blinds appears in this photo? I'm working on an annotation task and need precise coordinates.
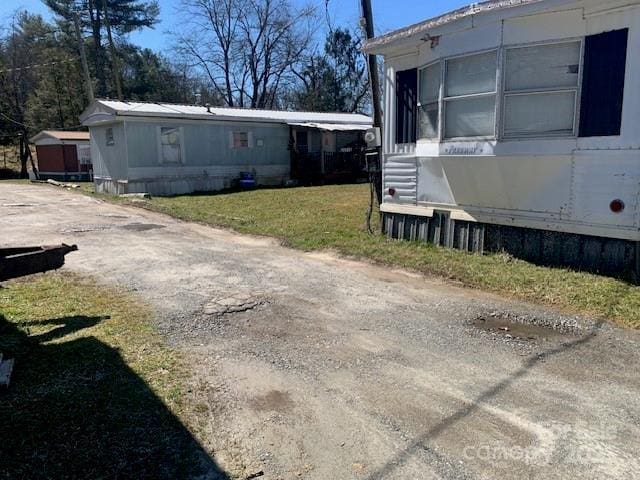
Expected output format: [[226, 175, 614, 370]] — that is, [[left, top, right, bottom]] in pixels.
[[503, 41, 581, 137]]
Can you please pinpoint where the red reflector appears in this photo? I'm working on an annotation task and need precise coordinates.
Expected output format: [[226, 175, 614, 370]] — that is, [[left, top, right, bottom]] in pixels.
[[388, 187, 396, 196], [610, 199, 625, 213]]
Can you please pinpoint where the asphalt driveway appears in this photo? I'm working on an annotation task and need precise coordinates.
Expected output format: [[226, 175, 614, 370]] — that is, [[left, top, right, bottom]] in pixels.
[[2, 183, 639, 480]]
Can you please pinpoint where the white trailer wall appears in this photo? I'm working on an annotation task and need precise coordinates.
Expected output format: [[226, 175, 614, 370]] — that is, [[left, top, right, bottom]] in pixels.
[[380, 0, 640, 242]]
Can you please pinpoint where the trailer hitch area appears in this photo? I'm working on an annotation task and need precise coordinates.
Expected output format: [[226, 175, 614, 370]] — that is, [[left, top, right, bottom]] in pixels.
[[0, 244, 79, 282]]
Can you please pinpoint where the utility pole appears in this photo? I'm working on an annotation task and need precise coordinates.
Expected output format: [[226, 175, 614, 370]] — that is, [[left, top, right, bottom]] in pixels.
[[102, 0, 124, 100], [360, 0, 383, 206], [73, 12, 94, 102]]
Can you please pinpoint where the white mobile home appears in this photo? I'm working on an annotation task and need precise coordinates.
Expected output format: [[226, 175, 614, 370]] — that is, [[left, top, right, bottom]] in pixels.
[[365, 0, 640, 277], [79, 100, 372, 196]]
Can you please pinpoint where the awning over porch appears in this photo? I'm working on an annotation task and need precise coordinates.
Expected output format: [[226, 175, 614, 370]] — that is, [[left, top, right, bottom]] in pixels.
[[287, 122, 371, 131]]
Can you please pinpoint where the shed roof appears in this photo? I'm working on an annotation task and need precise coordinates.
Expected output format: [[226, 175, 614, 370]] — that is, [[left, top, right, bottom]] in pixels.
[[30, 130, 90, 143], [364, 0, 544, 53], [80, 99, 373, 127]]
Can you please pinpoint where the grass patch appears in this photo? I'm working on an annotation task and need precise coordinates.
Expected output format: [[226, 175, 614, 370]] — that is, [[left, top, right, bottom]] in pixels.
[[0, 272, 226, 479], [5, 180, 640, 328], [132, 185, 640, 329]]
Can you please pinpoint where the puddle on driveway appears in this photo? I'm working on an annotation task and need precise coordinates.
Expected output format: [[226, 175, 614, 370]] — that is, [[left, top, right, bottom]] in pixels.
[[472, 315, 572, 342], [120, 223, 165, 232], [250, 390, 294, 412]]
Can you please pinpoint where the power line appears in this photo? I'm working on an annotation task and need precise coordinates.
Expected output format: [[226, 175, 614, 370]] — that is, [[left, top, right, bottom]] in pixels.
[[0, 111, 85, 132], [0, 111, 32, 129], [0, 58, 75, 74]]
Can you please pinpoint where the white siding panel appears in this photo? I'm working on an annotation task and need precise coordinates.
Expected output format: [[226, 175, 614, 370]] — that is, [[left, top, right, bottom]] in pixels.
[[417, 157, 456, 205], [572, 152, 640, 228], [503, 9, 586, 45], [440, 155, 574, 215], [89, 124, 127, 180], [383, 155, 418, 204], [418, 21, 500, 65]]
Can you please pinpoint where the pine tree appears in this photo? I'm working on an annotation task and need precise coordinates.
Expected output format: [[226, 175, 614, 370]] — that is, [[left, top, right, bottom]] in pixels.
[[43, 0, 159, 98]]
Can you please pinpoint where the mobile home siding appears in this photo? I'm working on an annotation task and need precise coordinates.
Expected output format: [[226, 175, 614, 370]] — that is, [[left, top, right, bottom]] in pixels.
[[80, 100, 370, 196], [374, 0, 640, 278], [117, 121, 291, 195], [91, 123, 127, 183]]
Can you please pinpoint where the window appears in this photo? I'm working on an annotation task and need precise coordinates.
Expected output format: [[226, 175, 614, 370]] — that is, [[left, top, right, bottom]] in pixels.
[[579, 29, 628, 137], [503, 41, 581, 137], [160, 127, 182, 163], [418, 62, 441, 140], [409, 32, 629, 143], [106, 127, 114, 146], [78, 146, 91, 165], [444, 51, 497, 138], [396, 68, 418, 144], [233, 131, 249, 148]]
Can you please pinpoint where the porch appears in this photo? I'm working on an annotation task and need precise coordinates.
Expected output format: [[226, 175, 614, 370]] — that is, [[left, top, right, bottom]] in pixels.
[[288, 122, 368, 185]]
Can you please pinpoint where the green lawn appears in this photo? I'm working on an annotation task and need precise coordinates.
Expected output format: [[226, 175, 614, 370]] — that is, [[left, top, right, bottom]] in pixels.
[[136, 184, 640, 329], [4, 180, 640, 328], [0, 273, 224, 479]]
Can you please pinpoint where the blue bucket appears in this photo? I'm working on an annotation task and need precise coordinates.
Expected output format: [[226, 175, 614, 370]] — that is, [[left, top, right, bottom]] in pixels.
[[239, 172, 256, 189]]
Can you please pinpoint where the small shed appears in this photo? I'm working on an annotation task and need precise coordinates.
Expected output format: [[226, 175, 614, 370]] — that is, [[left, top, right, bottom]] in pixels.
[[79, 100, 372, 196], [30, 130, 92, 181]]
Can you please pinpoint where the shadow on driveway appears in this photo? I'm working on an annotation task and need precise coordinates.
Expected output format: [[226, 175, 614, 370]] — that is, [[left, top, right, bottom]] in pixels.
[[0, 313, 229, 479], [365, 322, 604, 479]]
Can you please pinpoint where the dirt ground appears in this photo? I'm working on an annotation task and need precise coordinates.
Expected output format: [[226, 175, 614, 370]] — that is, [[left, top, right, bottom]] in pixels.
[[2, 183, 640, 480]]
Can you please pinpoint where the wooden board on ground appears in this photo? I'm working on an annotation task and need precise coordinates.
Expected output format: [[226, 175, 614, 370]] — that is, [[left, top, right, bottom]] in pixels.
[[0, 353, 15, 387]]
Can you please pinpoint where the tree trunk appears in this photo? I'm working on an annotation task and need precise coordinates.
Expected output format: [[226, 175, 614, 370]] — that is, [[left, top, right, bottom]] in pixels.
[[19, 132, 28, 179], [102, 0, 123, 100], [88, 0, 107, 97]]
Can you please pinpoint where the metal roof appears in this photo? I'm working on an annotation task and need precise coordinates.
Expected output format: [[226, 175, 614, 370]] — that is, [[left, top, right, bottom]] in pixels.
[[80, 99, 373, 126], [364, 0, 545, 53], [287, 122, 371, 131], [30, 130, 90, 143]]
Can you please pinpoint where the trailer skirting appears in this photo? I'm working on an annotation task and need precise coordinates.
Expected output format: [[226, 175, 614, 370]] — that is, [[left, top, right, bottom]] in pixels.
[[382, 211, 640, 280], [94, 173, 288, 196]]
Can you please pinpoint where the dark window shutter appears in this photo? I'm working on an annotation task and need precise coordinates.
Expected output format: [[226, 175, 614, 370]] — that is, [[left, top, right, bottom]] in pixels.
[[396, 69, 418, 144], [579, 29, 628, 137]]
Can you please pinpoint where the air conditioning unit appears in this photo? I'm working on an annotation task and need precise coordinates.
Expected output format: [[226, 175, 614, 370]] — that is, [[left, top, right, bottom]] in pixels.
[[364, 127, 381, 148]]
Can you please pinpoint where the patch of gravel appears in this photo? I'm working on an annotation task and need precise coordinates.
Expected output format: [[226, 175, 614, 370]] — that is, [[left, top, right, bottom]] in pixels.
[[202, 293, 267, 317]]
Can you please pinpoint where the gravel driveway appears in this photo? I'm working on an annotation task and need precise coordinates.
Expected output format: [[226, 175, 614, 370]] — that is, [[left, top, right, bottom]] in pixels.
[[2, 183, 640, 480]]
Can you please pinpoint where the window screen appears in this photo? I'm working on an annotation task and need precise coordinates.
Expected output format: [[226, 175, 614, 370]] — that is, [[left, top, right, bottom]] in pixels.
[[106, 127, 114, 146], [418, 63, 441, 140], [443, 51, 497, 138], [446, 51, 497, 97], [504, 91, 576, 137], [445, 95, 496, 138], [503, 41, 581, 137], [579, 29, 628, 137], [160, 127, 182, 163], [505, 42, 581, 91], [395, 68, 417, 144], [233, 131, 249, 148]]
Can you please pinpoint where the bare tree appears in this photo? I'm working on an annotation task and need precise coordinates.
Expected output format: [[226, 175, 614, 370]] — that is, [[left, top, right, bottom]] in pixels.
[[175, 0, 316, 108]]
